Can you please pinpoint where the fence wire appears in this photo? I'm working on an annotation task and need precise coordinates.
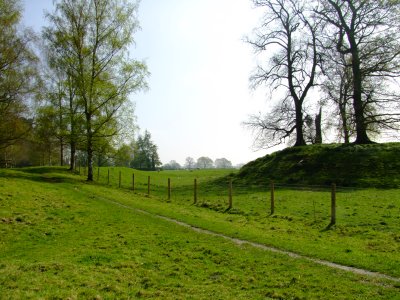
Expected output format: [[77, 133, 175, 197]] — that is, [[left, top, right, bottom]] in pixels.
[[85, 167, 399, 228]]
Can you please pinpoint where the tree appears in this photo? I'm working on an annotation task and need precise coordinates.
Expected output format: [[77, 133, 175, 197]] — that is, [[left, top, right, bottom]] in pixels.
[[214, 158, 233, 169], [44, 0, 148, 180], [40, 55, 85, 170], [131, 130, 161, 170], [316, 0, 400, 143], [114, 143, 134, 167], [184, 157, 196, 170], [320, 51, 355, 143], [196, 156, 214, 169], [302, 107, 323, 145], [246, 0, 320, 148], [34, 106, 60, 165], [163, 160, 181, 170], [0, 0, 38, 149]]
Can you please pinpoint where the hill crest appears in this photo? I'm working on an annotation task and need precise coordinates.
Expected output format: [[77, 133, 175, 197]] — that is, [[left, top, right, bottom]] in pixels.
[[237, 143, 400, 188]]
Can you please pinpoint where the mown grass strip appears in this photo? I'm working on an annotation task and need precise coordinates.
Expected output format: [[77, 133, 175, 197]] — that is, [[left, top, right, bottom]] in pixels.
[[89, 193, 400, 285]]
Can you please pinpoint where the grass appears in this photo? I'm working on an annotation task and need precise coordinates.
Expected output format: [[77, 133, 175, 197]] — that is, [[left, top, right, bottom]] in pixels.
[[237, 143, 400, 187], [82, 166, 400, 277], [0, 167, 400, 299]]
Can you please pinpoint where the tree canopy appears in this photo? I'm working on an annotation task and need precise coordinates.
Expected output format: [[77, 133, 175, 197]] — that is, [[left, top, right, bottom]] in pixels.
[[131, 130, 161, 170], [196, 156, 214, 169], [0, 0, 38, 150], [43, 0, 148, 180]]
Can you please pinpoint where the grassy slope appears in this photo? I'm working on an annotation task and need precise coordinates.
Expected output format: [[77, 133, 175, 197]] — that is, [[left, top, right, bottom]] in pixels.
[[0, 167, 399, 299], [90, 166, 400, 279], [237, 143, 400, 187]]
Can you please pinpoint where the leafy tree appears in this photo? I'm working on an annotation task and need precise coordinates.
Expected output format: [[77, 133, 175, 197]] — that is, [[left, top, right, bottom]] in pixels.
[[196, 156, 214, 169], [36, 67, 67, 166], [34, 106, 60, 165], [44, 0, 148, 180], [0, 0, 38, 149], [114, 143, 134, 167], [163, 160, 181, 170], [184, 157, 196, 170], [131, 130, 161, 170], [246, 0, 320, 148], [214, 158, 233, 169]]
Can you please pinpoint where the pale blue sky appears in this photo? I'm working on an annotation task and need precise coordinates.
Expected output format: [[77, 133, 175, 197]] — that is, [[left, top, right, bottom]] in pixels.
[[22, 0, 274, 166]]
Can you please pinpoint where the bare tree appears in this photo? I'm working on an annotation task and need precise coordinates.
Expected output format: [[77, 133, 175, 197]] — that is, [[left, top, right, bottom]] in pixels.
[[316, 0, 400, 143], [320, 50, 355, 143], [246, 0, 320, 148], [184, 157, 196, 170]]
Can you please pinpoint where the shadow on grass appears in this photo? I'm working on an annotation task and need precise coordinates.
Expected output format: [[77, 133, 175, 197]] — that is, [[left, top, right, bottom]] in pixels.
[[0, 166, 83, 185], [321, 223, 336, 232]]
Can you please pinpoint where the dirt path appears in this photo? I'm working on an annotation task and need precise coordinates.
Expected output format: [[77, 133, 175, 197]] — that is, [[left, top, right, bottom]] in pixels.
[[101, 197, 400, 285]]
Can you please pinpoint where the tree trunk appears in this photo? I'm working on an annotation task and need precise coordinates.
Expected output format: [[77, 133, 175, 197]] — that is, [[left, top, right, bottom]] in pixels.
[[86, 113, 94, 181], [339, 103, 350, 144], [315, 107, 322, 144], [87, 139, 93, 181], [60, 137, 64, 166], [339, 71, 350, 144], [349, 35, 373, 144], [69, 141, 76, 170], [294, 102, 306, 147]]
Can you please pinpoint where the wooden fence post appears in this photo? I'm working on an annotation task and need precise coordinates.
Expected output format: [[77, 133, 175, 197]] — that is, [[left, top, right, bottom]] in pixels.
[[147, 176, 151, 195], [330, 183, 336, 226], [270, 181, 275, 215], [119, 171, 121, 188], [107, 169, 110, 185], [168, 178, 171, 200], [194, 179, 197, 204], [132, 173, 135, 191], [228, 179, 233, 210]]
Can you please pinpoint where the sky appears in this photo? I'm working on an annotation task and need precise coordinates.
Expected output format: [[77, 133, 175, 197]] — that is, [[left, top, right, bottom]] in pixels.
[[22, 0, 277, 167]]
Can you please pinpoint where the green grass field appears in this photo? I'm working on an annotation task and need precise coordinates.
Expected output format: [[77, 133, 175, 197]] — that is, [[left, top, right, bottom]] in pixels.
[[1, 167, 399, 299]]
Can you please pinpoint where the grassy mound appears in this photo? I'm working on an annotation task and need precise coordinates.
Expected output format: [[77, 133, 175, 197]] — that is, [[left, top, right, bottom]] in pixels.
[[237, 143, 400, 188]]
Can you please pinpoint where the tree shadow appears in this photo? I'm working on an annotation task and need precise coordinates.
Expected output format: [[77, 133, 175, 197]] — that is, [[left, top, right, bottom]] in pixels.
[[321, 223, 336, 232], [0, 166, 82, 185]]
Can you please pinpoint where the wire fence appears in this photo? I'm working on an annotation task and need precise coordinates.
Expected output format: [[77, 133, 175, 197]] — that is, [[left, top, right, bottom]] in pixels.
[[77, 166, 400, 229]]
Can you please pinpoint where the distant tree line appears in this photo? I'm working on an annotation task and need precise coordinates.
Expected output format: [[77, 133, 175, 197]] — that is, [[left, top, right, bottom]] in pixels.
[[163, 156, 236, 170]]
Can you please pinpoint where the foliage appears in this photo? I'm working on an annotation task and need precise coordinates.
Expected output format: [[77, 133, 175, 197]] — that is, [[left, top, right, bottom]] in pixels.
[[114, 143, 134, 167], [197, 156, 214, 169], [214, 158, 233, 169], [163, 160, 181, 170], [131, 130, 161, 170], [43, 0, 148, 180], [0, 0, 38, 149]]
